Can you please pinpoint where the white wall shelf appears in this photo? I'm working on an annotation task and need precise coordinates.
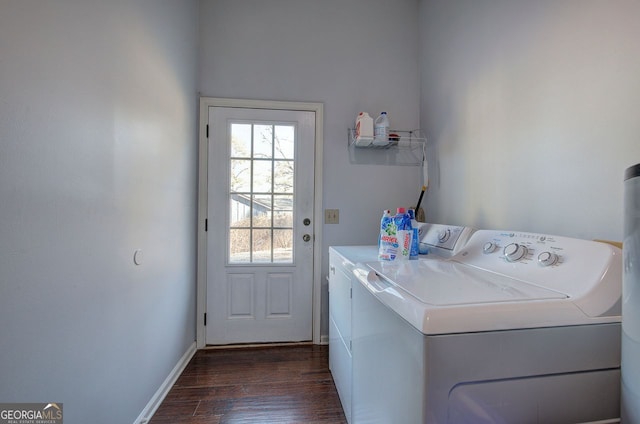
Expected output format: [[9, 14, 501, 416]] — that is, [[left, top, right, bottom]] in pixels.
[[348, 129, 426, 166]]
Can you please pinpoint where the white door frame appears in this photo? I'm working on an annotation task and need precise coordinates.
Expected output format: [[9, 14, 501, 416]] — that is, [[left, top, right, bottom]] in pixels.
[[196, 97, 324, 348]]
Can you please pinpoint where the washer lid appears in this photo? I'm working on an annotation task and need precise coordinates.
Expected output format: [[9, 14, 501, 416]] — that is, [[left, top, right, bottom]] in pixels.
[[366, 259, 567, 306]]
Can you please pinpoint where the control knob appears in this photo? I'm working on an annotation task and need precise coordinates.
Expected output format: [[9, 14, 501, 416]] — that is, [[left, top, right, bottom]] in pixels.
[[438, 229, 451, 243], [483, 242, 498, 254], [537, 251, 559, 267], [503, 243, 528, 262]]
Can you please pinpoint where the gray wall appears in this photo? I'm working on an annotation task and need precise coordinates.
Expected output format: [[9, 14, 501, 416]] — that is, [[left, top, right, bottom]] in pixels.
[[199, 0, 422, 337], [0, 1, 198, 423], [419, 0, 640, 240]]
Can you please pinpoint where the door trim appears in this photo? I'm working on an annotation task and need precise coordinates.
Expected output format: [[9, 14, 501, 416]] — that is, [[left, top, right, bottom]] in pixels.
[[197, 97, 324, 348]]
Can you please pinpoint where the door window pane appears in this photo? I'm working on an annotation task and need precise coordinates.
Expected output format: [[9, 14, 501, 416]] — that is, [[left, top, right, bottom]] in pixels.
[[230, 159, 251, 192], [274, 125, 295, 159], [252, 229, 272, 263], [254, 124, 273, 159], [253, 160, 272, 193], [252, 195, 272, 228], [273, 229, 293, 262], [231, 123, 252, 158], [229, 194, 251, 227], [274, 195, 293, 228], [229, 229, 250, 263], [274, 160, 294, 193]]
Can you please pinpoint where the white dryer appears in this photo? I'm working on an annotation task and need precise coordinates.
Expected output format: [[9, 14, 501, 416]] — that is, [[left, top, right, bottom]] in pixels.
[[351, 229, 622, 424], [329, 223, 474, 423]]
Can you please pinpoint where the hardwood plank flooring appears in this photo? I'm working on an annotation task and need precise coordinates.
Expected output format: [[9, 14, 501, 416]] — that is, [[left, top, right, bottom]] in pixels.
[[150, 344, 347, 424]]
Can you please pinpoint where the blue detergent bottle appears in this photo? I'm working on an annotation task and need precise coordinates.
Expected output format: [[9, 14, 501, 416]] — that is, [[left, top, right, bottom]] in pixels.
[[408, 209, 419, 260], [393, 207, 411, 260]]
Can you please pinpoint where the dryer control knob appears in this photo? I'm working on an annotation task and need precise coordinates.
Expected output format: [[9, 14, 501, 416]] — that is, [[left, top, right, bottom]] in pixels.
[[438, 229, 451, 243], [537, 251, 559, 267], [483, 242, 497, 254], [504, 243, 528, 262]]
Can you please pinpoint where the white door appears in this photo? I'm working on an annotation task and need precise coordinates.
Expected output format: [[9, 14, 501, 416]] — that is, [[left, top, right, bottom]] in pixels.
[[206, 106, 315, 345]]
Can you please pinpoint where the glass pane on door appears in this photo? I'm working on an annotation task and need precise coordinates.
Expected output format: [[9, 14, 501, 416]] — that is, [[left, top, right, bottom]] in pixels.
[[229, 122, 295, 264]]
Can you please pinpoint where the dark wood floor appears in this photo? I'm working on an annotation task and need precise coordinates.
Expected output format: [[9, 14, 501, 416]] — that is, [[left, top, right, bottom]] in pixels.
[[149, 344, 347, 424]]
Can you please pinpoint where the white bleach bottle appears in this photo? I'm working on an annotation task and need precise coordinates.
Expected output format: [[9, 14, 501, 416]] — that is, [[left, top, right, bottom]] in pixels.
[[355, 112, 374, 146], [373, 112, 390, 146]]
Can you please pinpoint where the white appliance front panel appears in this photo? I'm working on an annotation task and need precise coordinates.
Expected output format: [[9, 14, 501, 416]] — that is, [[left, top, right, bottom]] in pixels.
[[351, 267, 621, 424]]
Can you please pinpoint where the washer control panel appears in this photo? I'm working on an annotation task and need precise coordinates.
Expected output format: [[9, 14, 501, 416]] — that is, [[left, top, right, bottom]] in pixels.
[[453, 229, 622, 300], [476, 231, 564, 266]]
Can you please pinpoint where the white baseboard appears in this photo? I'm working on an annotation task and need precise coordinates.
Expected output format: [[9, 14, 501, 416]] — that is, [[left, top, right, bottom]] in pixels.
[[320, 334, 329, 345], [133, 341, 197, 424]]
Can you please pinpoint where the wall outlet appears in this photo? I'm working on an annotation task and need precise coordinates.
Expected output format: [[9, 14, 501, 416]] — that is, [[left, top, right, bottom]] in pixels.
[[324, 209, 339, 224]]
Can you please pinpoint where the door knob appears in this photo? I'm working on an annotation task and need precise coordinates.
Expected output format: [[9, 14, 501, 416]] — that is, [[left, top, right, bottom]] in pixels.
[[303, 234, 311, 242]]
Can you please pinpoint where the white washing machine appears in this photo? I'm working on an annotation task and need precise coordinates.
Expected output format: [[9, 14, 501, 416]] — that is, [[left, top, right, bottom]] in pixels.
[[351, 229, 622, 424]]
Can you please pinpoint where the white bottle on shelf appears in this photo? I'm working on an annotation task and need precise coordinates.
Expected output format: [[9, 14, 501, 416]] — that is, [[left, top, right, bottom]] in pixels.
[[355, 112, 374, 146], [373, 112, 390, 146]]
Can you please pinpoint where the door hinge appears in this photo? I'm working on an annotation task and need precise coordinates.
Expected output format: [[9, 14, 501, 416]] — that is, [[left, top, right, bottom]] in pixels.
[[205, 219, 208, 231], [204, 313, 207, 326], [350, 287, 352, 299], [206, 124, 209, 138]]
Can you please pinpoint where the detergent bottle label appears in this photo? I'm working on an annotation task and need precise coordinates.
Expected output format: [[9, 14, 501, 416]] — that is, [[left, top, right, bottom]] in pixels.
[[379, 208, 411, 261]]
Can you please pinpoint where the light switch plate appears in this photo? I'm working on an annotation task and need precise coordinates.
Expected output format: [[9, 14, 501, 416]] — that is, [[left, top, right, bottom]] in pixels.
[[324, 209, 339, 224]]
